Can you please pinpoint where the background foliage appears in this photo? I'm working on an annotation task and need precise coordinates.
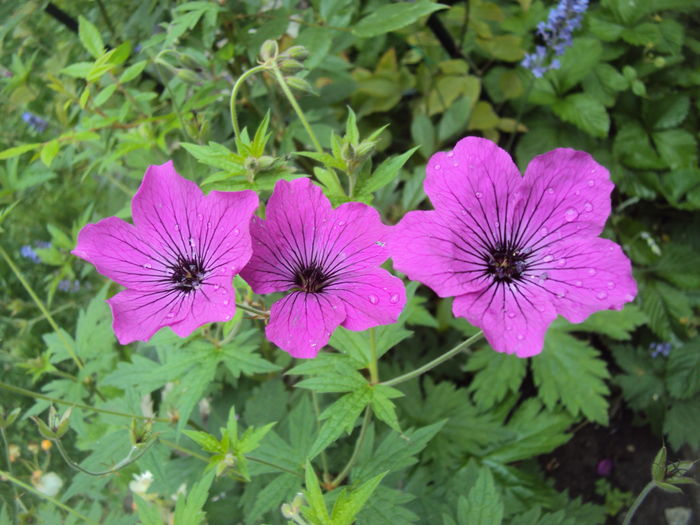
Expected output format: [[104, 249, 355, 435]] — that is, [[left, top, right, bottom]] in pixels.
[[1, 0, 699, 523]]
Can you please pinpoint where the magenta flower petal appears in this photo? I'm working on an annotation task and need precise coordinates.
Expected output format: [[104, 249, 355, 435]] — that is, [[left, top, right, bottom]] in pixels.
[[390, 137, 636, 357], [265, 292, 346, 358], [241, 177, 405, 358], [73, 161, 258, 344]]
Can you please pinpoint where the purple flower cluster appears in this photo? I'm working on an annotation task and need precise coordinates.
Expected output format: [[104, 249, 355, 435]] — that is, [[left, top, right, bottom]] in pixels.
[[20, 242, 51, 263], [22, 112, 48, 133], [74, 138, 636, 359], [521, 0, 589, 77]]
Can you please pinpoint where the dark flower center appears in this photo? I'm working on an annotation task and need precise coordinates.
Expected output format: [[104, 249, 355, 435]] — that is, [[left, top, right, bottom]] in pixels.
[[171, 256, 206, 293], [485, 246, 528, 284], [294, 263, 328, 293]]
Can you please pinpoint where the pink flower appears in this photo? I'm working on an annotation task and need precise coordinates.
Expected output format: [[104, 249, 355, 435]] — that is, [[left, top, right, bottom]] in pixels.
[[389, 137, 636, 357], [72, 161, 258, 344], [240, 178, 405, 358]]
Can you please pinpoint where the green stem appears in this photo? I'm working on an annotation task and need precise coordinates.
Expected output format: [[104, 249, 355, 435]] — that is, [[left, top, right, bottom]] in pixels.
[[1, 428, 19, 524], [330, 407, 372, 488], [380, 331, 484, 387], [54, 440, 150, 476], [235, 302, 269, 318], [368, 327, 379, 384], [0, 470, 100, 525], [0, 380, 170, 423], [622, 481, 655, 525], [0, 246, 84, 370], [229, 65, 268, 138], [271, 67, 323, 153]]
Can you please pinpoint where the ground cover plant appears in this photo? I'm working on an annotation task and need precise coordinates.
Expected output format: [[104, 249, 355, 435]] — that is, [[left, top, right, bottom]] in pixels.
[[1, 0, 699, 523]]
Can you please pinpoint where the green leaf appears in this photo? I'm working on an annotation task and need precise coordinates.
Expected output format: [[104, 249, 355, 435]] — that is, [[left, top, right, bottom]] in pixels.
[[532, 330, 610, 424], [553, 38, 602, 93], [135, 495, 163, 525], [0, 142, 41, 160], [330, 472, 387, 525], [183, 430, 222, 453], [652, 129, 698, 170], [565, 304, 647, 341], [309, 387, 372, 458], [181, 141, 245, 173], [552, 93, 610, 138], [464, 349, 527, 409], [360, 146, 419, 194], [456, 467, 503, 525], [370, 384, 403, 432], [303, 461, 332, 524], [119, 60, 148, 83], [289, 353, 367, 393], [354, 2, 448, 38], [411, 114, 436, 158], [94, 84, 118, 107], [613, 120, 666, 170], [78, 16, 105, 59], [438, 96, 472, 142], [39, 140, 60, 167], [221, 331, 280, 378], [666, 338, 700, 399], [643, 95, 690, 130], [664, 396, 700, 450], [173, 470, 215, 525]]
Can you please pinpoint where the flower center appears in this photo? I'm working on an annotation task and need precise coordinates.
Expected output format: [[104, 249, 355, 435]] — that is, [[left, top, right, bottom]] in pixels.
[[294, 263, 328, 293], [171, 257, 206, 294], [485, 247, 528, 284]]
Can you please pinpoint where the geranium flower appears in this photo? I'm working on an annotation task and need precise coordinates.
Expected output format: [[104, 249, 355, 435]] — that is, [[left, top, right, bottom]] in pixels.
[[389, 137, 636, 357], [240, 178, 405, 358], [72, 161, 258, 344]]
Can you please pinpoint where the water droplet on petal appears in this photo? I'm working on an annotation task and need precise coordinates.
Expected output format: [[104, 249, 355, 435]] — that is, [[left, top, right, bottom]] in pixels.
[[583, 201, 593, 212], [543, 255, 554, 263], [188, 237, 196, 247], [625, 294, 635, 301], [223, 299, 230, 305], [557, 258, 566, 267], [506, 324, 513, 331], [574, 189, 580, 196], [475, 191, 483, 199], [447, 151, 454, 158], [390, 294, 400, 304], [166, 311, 176, 319], [338, 220, 345, 226], [197, 213, 204, 221], [557, 290, 567, 298], [517, 334, 524, 341], [368, 295, 378, 304], [233, 228, 240, 236], [213, 284, 220, 291], [587, 179, 595, 187], [546, 187, 554, 194], [174, 224, 180, 231], [564, 208, 578, 222], [435, 164, 441, 170], [224, 314, 231, 321], [540, 227, 549, 236], [143, 263, 152, 269], [607, 281, 615, 289], [588, 268, 597, 276], [507, 311, 516, 319], [574, 280, 582, 287], [596, 291, 608, 300], [539, 272, 549, 281]]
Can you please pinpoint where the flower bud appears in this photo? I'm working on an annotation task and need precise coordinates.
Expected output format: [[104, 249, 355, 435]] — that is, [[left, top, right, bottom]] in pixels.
[[175, 68, 201, 84], [279, 59, 304, 73], [0, 406, 20, 429], [260, 39, 279, 62], [284, 76, 314, 94], [283, 45, 309, 60]]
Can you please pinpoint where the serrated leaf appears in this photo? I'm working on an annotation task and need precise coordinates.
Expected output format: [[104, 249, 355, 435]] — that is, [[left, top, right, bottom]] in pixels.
[[552, 93, 610, 138], [78, 16, 105, 59], [183, 430, 222, 453], [456, 467, 503, 525], [354, 2, 448, 38], [370, 385, 403, 432], [181, 141, 245, 173], [569, 304, 647, 340], [331, 472, 387, 525], [309, 387, 372, 458], [532, 330, 610, 424], [666, 338, 700, 399], [464, 349, 527, 409], [173, 470, 215, 525], [303, 461, 332, 524], [360, 146, 418, 194]]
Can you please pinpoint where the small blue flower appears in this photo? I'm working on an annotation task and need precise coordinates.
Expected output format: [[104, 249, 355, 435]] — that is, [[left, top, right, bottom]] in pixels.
[[521, 0, 589, 76], [22, 112, 48, 132], [58, 279, 81, 293], [20, 245, 40, 263], [649, 342, 672, 358]]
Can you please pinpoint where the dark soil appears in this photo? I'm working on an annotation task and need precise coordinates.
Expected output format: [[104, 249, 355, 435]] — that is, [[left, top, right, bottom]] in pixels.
[[541, 406, 698, 525]]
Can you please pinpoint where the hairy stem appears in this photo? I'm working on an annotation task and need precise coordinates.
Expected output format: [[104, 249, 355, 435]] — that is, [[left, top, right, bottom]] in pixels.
[[0, 246, 84, 370], [0, 380, 170, 423], [622, 481, 655, 525], [0, 470, 100, 525], [380, 331, 484, 387], [368, 327, 379, 384], [330, 407, 372, 489], [271, 67, 323, 153], [229, 64, 268, 138]]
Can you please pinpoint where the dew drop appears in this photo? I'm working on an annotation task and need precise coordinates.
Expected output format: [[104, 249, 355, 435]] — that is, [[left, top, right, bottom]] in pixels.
[[607, 281, 615, 289], [574, 280, 582, 287], [143, 263, 152, 269], [507, 311, 516, 319], [574, 189, 580, 196], [587, 179, 595, 187], [587, 268, 597, 276], [517, 334, 524, 341], [197, 213, 204, 221], [188, 237, 196, 247], [390, 294, 400, 304], [506, 325, 513, 331], [557, 257, 566, 267], [166, 311, 176, 319], [583, 201, 593, 212], [434, 164, 441, 170], [213, 284, 220, 291], [174, 224, 180, 231], [539, 272, 549, 281], [224, 314, 231, 321], [543, 254, 554, 263], [557, 290, 567, 298], [625, 294, 635, 301], [368, 295, 379, 304], [596, 291, 608, 300], [546, 187, 554, 194], [207, 221, 212, 229], [540, 227, 549, 236], [232, 228, 240, 236], [338, 220, 346, 226], [564, 208, 578, 222], [447, 151, 454, 158], [223, 299, 230, 305], [475, 191, 483, 199]]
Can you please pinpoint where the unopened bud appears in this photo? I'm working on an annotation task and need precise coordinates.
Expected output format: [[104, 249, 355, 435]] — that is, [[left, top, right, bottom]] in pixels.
[[281, 503, 296, 519], [279, 59, 304, 73], [355, 140, 376, 159], [283, 45, 309, 60], [652, 446, 667, 482], [284, 76, 314, 94], [260, 40, 279, 62], [130, 418, 153, 447], [175, 69, 201, 84], [0, 407, 20, 429], [257, 155, 276, 170]]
